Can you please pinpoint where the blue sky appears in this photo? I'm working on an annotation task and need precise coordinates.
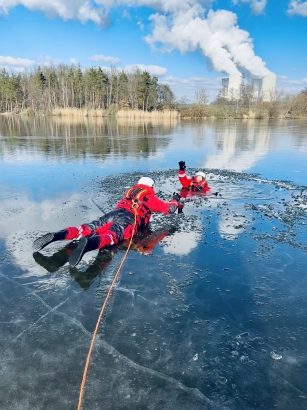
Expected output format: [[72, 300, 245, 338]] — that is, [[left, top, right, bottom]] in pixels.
[[0, 0, 306, 102]]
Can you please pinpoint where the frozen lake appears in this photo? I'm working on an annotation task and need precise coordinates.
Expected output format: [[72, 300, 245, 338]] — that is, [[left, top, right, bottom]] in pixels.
[[0, 115, 307, 410]]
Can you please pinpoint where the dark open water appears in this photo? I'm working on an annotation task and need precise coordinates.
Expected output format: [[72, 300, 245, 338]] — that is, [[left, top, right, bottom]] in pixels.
[[0, 115, 307, 410]]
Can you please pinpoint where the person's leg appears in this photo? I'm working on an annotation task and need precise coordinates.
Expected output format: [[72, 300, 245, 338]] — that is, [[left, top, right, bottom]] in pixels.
[[68, 209, 137, 266], [32, 224, 94, 252], [32, 211, 118, 252]]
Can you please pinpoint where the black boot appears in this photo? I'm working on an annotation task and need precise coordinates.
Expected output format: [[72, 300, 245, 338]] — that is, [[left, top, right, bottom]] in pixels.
[[69, 236, 100, 267], [32, 230, 68, 252]]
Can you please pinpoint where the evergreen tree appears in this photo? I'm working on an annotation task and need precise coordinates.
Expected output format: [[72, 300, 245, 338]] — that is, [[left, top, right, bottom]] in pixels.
[[76, 64, 84, 109], [34, 67, 47, 93], [137, 71, 151, 110], [118, 71, 129, 108]]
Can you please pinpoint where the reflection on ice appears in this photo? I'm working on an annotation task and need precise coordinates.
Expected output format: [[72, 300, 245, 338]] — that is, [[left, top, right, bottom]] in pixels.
[[218, 213, 246, 240], [162, 231, 201, 255], [204, 121, 271, 172], [0, 192, 99, 277]]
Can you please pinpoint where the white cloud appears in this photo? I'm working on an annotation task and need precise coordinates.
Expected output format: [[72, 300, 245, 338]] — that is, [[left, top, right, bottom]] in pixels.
[[78, 1, 109, 25], [278, 76, 307, 86], [287, 0, 307, 16], [277, 76, 307, 94], [163, 75, 221, 87], [0, 55, 36, 71], [90, 54, 121, 64], [70, 57, 79, 64], [0, 0, 273, 78], [38, 55, 61, 66], [122, 9, 131, 19], [137, 20, 145, 30], [125, 64, 167, 76], [162, 75, 223, 102], [232, 0, 267, 14], [0, 0, 109, 25]]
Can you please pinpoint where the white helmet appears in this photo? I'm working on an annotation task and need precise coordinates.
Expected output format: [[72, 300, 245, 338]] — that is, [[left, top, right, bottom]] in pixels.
[[138, 177, 155, 187], [195, 171, 206, 180]]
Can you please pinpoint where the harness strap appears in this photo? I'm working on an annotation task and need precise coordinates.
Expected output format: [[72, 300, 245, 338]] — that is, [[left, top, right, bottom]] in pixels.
[[124, 188, 151, 221], [126, 187, 143, 200]]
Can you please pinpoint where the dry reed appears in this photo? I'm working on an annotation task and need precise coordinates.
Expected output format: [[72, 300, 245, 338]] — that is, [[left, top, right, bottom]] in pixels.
[[116, 109, 179, 119], [51, 107, 107, 117]]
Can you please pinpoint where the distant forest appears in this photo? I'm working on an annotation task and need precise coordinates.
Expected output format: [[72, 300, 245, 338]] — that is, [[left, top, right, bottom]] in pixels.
[[0, 64, 306, 119], [0, 64, 175, 113]]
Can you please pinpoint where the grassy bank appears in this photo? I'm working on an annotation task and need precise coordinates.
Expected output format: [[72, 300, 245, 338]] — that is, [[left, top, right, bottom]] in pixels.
[[178, 91, 307, 119]]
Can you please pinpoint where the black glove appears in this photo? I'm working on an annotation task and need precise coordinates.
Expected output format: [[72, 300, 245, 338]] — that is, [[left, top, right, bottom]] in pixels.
[[172, 192, 180, 202], [178, 161, 186, 171]]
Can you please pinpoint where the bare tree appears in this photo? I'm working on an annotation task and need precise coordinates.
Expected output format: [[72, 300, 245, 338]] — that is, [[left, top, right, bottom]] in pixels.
[[195, 88, 208, 105]]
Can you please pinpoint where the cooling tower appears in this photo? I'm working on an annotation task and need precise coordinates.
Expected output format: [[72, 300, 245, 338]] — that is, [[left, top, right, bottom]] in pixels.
[[261, 74, 276, 101], [252, 75, 276, 101], [221, 74, 242, 100], [252, 78, 262, 98]]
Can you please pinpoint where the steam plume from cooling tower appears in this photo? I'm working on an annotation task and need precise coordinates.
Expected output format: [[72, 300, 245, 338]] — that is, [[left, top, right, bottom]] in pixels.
[[145, 5, 273, 77]]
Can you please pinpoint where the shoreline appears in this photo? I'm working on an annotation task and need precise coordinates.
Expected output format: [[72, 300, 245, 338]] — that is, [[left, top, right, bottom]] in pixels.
[[1, 107, 306, 120]]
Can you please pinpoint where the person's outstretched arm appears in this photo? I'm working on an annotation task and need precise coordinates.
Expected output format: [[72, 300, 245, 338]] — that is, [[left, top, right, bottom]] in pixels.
[[178, 161, 193, 188], [145, 192, 182, 215]]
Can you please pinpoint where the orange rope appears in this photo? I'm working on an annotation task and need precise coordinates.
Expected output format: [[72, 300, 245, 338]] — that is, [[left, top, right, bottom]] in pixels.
[[77, 211, 138, 410]]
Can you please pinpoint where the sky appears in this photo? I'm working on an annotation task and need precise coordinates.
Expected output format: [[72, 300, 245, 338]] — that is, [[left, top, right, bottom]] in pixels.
[[0, 0, 306, 102]]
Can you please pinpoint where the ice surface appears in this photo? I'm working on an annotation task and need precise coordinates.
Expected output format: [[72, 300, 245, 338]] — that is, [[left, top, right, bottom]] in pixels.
[[1, 129, 307, 409]]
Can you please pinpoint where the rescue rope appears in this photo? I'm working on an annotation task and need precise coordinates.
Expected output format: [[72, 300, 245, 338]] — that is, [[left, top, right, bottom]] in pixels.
[[77, 210, 138, 410]]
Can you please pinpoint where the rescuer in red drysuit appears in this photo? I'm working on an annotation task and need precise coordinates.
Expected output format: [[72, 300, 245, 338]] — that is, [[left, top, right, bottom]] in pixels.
[[33, 177, 184, 267], [178, 161, 213, 199]]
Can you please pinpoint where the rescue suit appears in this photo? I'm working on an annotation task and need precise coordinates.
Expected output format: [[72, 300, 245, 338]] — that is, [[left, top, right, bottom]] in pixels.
[[178, 160, 211, 197], [33, 181, 180, 267]]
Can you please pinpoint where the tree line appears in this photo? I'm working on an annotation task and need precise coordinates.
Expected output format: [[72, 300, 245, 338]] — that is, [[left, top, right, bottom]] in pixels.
[[0, 64, 175, 113], [1, 63, 306, 119]]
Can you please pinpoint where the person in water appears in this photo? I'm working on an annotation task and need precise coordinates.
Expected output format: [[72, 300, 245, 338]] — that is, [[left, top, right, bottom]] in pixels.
[[33, 177, 184, 267], [178, 160, 216, 199]]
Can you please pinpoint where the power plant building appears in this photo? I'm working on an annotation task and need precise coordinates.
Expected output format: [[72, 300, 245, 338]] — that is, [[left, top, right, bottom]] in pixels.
[[222, 74, 276, 101]]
